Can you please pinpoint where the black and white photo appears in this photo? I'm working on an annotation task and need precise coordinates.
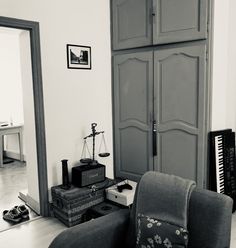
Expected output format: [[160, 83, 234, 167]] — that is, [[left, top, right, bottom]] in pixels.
[[67, 44, 91, 69]]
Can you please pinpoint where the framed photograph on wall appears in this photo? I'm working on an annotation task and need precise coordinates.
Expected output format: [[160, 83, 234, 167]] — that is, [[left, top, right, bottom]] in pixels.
[[67, 44, 91, 69]]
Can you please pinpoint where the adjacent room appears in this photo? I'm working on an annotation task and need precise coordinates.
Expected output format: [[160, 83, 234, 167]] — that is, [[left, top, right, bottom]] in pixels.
[[0, 27, 39, 231], [0, 0, 235, 248]]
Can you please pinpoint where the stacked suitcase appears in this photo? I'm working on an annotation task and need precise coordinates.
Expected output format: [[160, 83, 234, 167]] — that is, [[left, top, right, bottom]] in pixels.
[[51, 178, 116, 227]]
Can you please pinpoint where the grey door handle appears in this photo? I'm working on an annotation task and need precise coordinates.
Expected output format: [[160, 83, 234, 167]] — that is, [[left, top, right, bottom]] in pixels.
[[153, 120, 157, 156]]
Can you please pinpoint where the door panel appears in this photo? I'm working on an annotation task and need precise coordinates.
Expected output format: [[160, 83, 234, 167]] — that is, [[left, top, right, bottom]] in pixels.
[[112, 0, 152, 50], [159, 130, 197, 180], [113, 51, 153, 181], [154, 43, 207, 186], [119, 59, 149, 124], [120, 126, 150, 175], [153, 0, 208, 44], [160, 53, 198, 127]]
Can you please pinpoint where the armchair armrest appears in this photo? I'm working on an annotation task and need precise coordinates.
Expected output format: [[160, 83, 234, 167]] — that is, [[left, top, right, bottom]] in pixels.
[[49, 209, 130, 248]]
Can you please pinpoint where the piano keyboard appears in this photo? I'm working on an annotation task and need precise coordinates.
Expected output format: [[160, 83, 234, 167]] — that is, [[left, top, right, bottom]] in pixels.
[[209, 129, 236, 212], [215, 136, 224, 193]]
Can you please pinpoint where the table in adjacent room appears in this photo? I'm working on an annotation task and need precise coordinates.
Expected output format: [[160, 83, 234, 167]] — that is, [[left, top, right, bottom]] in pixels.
[[0, 125, 23, 167]]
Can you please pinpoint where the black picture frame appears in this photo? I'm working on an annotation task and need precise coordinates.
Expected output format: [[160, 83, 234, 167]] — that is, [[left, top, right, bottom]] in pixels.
[[67, 44, 91, 70]]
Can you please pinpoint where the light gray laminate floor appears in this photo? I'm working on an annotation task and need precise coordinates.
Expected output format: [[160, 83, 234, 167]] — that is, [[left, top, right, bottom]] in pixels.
[[0, 217, 66, 248], [0, 213, 234, 248], [0, 159, 38, 231]]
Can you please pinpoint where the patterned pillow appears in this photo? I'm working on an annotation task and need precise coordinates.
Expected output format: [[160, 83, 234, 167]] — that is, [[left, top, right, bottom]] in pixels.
[[136, 214, 188, 248]]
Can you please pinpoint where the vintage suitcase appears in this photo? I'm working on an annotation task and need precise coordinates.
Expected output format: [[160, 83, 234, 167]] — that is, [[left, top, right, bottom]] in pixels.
[[51, 178, 116, 227]]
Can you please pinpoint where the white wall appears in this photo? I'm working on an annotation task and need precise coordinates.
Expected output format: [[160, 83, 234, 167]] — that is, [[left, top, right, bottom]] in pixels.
[[211, 0, 236, 131], [226, 0, 236, 130], [0, 0, 113, 202], [0, 30, 24, 153]]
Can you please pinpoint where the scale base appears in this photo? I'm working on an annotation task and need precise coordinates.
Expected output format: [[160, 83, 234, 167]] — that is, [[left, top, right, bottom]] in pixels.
[[80, 158, 99, 166], [89, 160, 98, 166]]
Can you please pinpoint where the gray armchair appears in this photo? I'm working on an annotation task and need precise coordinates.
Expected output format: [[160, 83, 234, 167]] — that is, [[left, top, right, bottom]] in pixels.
[[49, 172, 233, 248]]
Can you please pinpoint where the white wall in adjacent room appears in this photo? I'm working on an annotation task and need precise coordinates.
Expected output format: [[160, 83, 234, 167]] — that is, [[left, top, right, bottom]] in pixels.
[[0, 29, 24, 153], [0, 0, 113, 203]]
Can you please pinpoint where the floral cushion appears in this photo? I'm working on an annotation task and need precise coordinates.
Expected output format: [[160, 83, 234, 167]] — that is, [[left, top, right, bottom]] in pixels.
[[136, 214, 188, 248]]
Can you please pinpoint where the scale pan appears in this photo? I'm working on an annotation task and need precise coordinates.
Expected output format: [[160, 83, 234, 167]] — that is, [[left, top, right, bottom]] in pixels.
[[98, 152, 110, 158], [80, 158, 92, 163]]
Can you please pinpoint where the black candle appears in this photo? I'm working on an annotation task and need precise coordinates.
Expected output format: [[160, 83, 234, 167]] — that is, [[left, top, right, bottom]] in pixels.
[[61, 159, 70, 189]]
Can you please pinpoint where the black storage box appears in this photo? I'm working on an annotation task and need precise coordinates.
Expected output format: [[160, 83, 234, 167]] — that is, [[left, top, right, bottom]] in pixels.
[[86, 201, 123, 220], [51, 178, 115, 227], [72, 163, 105, 187]]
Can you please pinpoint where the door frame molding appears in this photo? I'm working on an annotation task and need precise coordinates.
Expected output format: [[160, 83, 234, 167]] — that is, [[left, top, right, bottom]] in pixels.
[[0, 16, 49, 216], [205, 0, 214, 188]]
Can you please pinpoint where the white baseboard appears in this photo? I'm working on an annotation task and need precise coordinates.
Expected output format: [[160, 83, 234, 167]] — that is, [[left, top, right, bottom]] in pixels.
[[48, 188, 52, 203], [19, 191, 40, 215], [3, 150, 25, 161], [26, 194, 40, 214], [19, 190, 28, 202]]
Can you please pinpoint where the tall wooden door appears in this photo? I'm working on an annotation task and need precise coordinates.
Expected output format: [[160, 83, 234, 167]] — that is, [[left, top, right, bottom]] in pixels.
[[113, 51, 154, 181], [153, 0, 208, 44], [112, 0, 153, 50], [154, 43, 207, 187]]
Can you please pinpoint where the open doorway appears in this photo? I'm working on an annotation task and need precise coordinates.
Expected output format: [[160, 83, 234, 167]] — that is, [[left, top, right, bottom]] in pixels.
[[0, 27, 40, 231], [0, 16, 49, 229]]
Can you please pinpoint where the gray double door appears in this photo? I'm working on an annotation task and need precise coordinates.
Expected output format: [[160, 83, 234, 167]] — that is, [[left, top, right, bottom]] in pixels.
[[113, 42, 207, 186], [112, 0, 208, 50]]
